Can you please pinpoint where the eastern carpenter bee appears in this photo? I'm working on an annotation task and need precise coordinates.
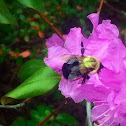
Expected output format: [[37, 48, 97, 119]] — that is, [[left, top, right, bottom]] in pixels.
[[61, 42, 103, 84]]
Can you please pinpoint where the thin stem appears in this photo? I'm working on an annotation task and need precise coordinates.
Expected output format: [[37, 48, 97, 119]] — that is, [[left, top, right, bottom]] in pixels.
[[37, 101, 67, 126], [0, 98, 31, 109], [22, 98, 31, 103], [97, 0, 104, 15], [92, 0, 104, 33], [0, 103, 25, 109], [86, 102, 93, 126], [36, 11, 65, 41]]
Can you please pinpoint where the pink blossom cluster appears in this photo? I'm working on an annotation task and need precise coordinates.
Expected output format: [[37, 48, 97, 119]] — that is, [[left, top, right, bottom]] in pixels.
[[44, 13, 126, 125]]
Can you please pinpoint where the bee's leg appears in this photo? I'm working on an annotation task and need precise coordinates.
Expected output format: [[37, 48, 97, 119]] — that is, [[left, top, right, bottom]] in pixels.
[[97, 63, 104, 73], [81, 41, 84, 57], [81, 74, 90, 84]]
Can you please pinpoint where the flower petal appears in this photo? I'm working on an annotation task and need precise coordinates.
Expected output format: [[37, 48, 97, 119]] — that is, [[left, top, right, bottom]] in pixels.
[[114, 112, 126, 125], [96, 20, 119, 39], [64, 27, 83, 55], [58, 76, 83, 103], [46, 33, 64, 48], [87, 13, 99, 29], [91, 103, 110, 122], [101, 39, 126, 72], [59, 75, 110, 103], [99, 68, 125, 91], [44, 46, 68, 73], [84, 39, 109, 61], [114, 83, 126, 113], [77, 84, 110, 102]]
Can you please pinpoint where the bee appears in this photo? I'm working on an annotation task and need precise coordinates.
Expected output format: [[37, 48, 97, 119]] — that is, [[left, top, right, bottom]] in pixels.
[[61, 42, 103, 84]]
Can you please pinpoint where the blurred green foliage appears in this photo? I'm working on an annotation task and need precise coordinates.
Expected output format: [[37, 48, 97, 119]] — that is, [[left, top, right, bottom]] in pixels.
[[0, 44, 10, 62], [0, 0, 98, 64], [10, 104, 78, 126], [0, 0, 98, 45], [0, 0, 17, 25]]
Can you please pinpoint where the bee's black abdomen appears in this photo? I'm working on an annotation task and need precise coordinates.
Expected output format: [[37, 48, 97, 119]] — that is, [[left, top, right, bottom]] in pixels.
[[62, 57, 81, 80], [62, 63, 71, 79]]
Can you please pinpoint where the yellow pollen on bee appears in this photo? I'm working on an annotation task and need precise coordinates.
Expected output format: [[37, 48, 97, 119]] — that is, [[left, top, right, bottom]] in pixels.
[[83, 56, 96, 68]]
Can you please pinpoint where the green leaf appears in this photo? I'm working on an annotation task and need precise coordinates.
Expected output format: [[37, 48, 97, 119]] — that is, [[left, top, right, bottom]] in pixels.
[[18, 59, 45, 80], [30, 21, 39, 27], [37, 105, 48, 116], [1, 67, 60, 105], [24, 35, 29, 42], [10, 117, 26, 126], [0, 0, 17, 25], [29, 105, 51, 126], [30, 109, 41, 121], [56, 113, 78, 125], [26, 120, 36, 126], [17, 0, 45, 12]]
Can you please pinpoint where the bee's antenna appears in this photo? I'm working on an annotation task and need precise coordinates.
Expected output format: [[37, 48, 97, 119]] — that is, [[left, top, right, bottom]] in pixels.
[[81, 41, 84, 57]]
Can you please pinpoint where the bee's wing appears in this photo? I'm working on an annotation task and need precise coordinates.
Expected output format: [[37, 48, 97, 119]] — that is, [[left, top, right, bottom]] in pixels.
[[59, 54, 76, 62], [68, 65, 81, 80]]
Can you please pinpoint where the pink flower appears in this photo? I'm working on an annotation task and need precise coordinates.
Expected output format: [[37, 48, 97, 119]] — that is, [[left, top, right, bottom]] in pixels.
[[44, 13, 126, 105], [91, 84, 126, 126]]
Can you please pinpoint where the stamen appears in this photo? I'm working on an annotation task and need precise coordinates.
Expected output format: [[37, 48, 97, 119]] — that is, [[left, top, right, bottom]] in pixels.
[[81, 41, 84, 57]]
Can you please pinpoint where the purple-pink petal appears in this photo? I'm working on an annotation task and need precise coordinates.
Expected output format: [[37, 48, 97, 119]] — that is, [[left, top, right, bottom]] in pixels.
[[46, 33, 64, 48], [91, 103, 110, 122], [59, 75, 110, 103], [84, 39, 109, 61], [44, 46, 69, 73], [58, 76, 84, 103], [96, 20, 119, 39], [64, 27, 83, 55], [114, 83, 126, 113], [77, 84, 110, 102], [99, 68, 125, 91], [87, 13, 99, 29]]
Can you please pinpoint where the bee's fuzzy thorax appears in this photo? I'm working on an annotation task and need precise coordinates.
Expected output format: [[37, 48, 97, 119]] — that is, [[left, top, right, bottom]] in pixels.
[[77, 56, 100, 75], [83, 56, 96, 68]]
